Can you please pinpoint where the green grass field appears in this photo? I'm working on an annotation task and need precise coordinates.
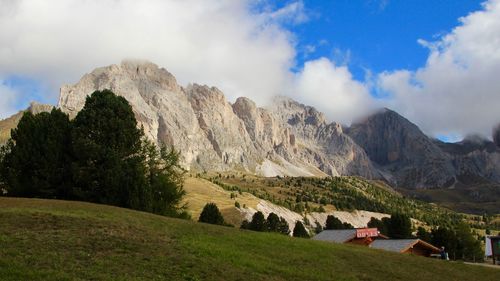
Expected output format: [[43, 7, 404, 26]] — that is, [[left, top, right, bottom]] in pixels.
[[0, 197, 498, 281]]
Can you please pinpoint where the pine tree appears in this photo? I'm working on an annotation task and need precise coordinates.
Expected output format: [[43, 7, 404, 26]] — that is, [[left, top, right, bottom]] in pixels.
[[388, 213, 412, 239], [293, 221, 309, 238], [249, 211, 267, 232], [143, 140, 186, 217], [325, 215, 353, 230], [198, 203, 225, 225], [266, 212, 280, 232], [71, 90, 145, 208], [416, 227, 432, 243], [278, 217, 290, 235], [0, 109, 72, 198]]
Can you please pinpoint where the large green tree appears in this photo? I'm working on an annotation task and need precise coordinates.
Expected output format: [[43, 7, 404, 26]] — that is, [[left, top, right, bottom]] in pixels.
[[71, 90, 146, 208], [0, 90, 186, 218], [0, 109, 72, 198]]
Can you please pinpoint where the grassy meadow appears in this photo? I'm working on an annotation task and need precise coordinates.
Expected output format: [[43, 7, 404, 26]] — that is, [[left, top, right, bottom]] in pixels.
[[0, 197, 498, 281]]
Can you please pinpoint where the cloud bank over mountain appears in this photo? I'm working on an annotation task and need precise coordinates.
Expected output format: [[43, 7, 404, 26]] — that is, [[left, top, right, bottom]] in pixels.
[[1, 0, 499, 139], [378, 0, 500, 138]]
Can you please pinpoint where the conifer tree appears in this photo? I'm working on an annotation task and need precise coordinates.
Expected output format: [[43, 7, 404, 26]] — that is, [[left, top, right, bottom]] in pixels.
[[293, 221, 309, 238], [249, 211, 267, 232], [71, 90, 145, 207], [198, 203, 225, 225], [266, 212, 280, 232], [0, 109, 72, 198]]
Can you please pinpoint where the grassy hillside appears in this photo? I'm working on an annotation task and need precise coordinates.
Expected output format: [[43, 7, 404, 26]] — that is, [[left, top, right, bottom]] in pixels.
[[202, 174, 493, 229], [0, 111, 23, 144], [0, 197, 498, 281]]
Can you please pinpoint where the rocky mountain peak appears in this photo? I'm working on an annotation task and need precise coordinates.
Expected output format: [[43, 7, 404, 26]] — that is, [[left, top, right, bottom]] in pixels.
[[28, 102, 54, 115], [494, 123, 500, 147], [56, 61, 377, 178]]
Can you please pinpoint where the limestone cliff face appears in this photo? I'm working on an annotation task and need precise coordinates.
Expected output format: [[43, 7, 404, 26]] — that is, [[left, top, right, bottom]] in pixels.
[[494, 124, 500, 148], [58, 61, 377, 177], [347, 108, 500, 188]]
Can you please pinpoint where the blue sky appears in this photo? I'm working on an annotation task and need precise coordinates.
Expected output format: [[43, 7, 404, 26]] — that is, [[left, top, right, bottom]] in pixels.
[[290, 0, 483, 79], [1, 0, 499, 142]]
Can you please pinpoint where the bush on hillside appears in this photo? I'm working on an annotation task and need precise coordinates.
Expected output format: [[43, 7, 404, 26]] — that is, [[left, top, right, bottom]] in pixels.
[[324, 215, 354, 230], [293, 221, 309, 238], [199, 203, 225, 225], [266, 212, 280, 232], [278, 217, 291, 235], [249, 211, 267, 232]]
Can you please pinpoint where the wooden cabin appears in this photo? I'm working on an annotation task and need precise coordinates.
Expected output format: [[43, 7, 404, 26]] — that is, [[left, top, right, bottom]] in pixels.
[[369, 239, 441, 257], [312, 228, 387, 246], [313, 228, 440, 258]]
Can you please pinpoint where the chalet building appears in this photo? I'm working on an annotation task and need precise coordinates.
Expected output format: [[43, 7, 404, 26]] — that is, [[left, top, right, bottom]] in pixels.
[[370, 239, 440, 257], [313, 228, 440, 257], [312, 228, 387, 246]]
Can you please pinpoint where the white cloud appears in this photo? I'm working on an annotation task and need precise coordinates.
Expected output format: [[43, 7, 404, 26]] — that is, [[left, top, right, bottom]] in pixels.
[[377, 0, 500, 138], [264, 1, 309, 25], [0, 0, 301, 105], [0, 80, 19, 119], [292, 57, 377, 125]]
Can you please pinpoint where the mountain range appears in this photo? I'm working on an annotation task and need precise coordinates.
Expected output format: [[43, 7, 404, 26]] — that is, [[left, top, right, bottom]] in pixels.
[[2, 60, 499, 212]]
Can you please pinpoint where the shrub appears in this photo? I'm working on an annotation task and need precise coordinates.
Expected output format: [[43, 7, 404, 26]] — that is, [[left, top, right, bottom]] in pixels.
[[249, 211, 267, 232], [293, 221, 309, 238], [199, 203, 225, 225]]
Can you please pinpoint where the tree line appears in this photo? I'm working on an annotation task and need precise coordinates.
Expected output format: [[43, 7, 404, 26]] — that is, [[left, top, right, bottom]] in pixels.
[[197, 202, 309, 238], [367, 215, 483, 261], [0, 90, 187, 218]]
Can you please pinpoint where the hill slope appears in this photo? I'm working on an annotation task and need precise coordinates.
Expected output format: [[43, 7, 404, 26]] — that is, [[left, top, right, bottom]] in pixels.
[[0, 197, 498, 281]]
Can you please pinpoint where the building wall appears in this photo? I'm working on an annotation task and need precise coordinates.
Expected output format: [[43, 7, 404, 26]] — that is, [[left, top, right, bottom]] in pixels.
[[404, 245, 432, 257]]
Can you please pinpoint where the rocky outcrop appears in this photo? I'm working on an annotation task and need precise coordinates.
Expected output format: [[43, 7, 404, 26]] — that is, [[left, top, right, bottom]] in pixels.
[[347, 108, 500, 188], [0, 102, 53, 144], [494, 124, 500, 148], [58, 61, 377, 178]]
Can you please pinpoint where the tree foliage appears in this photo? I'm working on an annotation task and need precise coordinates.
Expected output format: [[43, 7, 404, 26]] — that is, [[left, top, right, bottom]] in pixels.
[[266, 212, 280, 232], [71, 90, 145, 207], [278, 217, 291, 235], [198, 203, 225, 225], [0, 90, 187, 218], [324, 215, 353, 230], [240, 212, 290, 235], [249, 211, 267, 232], [416, 227, 432, 243], [293, 221, 309, 238], [388, 213, 412, 239], [0, 109, 72, 198], [431, 224, 483, 261], [367, 217, 389, 236]]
